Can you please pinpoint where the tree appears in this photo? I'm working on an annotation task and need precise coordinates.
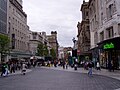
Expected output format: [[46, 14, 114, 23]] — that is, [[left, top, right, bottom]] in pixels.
[[43, 45, 49, 56], [36, 43, 44, 56], [50, 48, 56, 60], [36, 43, 49, 57], [0, 34, 10, 62]]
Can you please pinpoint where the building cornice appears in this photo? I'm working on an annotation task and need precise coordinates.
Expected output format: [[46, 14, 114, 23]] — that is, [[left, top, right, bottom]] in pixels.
[[9, 0, 27, 17], [80, 2, 89, 11]]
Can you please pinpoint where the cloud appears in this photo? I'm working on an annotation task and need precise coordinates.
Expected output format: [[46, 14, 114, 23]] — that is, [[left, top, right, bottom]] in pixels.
[[23, 0, 84, 47]]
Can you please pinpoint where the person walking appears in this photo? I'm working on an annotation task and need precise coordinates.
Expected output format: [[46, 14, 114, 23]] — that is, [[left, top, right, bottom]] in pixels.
[[1, 63, 6, 76], [96, 61, 100, 70], [1, 63, 9, 77], [65, 61, 68, 69], [21, 62, 26, 75], [88, 61, 93, 76], [10, 62, 15, 73]]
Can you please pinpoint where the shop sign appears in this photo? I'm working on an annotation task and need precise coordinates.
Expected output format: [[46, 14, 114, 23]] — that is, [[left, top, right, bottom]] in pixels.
[[103, 43, 114, 49]]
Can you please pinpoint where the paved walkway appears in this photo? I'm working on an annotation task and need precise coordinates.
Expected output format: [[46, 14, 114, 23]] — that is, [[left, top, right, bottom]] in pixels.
[[1, 69, 32, 77], [41, 66, 120, 80]]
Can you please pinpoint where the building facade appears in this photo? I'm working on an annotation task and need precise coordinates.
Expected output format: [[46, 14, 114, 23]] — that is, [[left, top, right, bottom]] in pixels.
[[88, 0, 100, 64], [47, 31, 59, 59], [88, 0, 120, 69], [29, 31, 43, 55], [97, 0, 120, 69], [77, 0, 91, 61], [0, 0, 8, 34], [8, 0, 31, 60]]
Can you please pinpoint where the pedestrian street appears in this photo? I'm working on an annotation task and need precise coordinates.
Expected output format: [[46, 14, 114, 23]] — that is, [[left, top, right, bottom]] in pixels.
[[0, 67, 120, 90]]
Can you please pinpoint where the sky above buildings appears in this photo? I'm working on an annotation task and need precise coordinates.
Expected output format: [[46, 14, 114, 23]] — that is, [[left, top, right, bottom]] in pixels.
[[23, 0, 89, 47]]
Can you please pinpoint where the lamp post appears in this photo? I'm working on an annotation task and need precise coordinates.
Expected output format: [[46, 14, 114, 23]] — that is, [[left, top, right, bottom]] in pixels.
[[72, 37, 77, 58], [72, 37, 76, 50], [72, 37, 78, 70]]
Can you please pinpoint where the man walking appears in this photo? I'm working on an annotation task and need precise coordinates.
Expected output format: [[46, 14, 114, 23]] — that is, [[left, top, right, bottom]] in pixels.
[[88, 61, 93, 76]]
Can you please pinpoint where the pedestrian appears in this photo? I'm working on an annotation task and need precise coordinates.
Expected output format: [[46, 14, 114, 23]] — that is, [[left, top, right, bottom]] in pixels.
[[96, 61, 100, 70], [108, 61, 112, 72], [1, 63, 6, 76], [21, 62, 26, 75], [88, 61, 93, 76], [65, 61, 68, 69], [1, 63, 9, 77], [111, 60, 114, 72], [62, 60, 65, 69], [10, 62, 15, 73]]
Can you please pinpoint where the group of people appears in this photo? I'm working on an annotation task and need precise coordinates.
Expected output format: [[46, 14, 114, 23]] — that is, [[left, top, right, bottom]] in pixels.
[[0, 61, 28, 77]]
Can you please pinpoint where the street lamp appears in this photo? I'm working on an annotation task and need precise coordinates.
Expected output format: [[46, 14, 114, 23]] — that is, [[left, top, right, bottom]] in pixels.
[[72, 37, 76, 50]]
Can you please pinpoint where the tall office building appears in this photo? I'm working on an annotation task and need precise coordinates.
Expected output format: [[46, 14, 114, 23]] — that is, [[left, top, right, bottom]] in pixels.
[[0, 0, 7, 34]]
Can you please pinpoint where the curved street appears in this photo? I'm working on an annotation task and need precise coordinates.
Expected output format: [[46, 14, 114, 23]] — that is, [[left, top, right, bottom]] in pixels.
[[0, 67, 120, 90]]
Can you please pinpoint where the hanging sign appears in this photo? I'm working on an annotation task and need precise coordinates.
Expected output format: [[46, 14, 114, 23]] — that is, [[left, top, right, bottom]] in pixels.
[[103, 42, 114, 49]]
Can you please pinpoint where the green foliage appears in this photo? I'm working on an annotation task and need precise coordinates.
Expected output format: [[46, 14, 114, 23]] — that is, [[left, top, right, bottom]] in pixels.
[[36, 43, 44, 56], [43, 45, 49, 56], [50, 48, 56, 59], [0, 34, 10, 61], [36, 43, 49, 57]]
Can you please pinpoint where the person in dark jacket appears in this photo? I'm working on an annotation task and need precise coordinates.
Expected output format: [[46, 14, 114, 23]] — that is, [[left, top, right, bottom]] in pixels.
[[1, 63, 6, 76], [88, 61, 93, 76]]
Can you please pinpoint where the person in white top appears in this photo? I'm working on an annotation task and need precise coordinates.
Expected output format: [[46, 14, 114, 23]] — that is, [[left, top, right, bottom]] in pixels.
[[21, 63, 26, 75], [96, 61, 101, 70]]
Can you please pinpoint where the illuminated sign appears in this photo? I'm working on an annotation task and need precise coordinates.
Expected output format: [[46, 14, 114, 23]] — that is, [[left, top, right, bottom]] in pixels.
[[103, 43, 114, 49]]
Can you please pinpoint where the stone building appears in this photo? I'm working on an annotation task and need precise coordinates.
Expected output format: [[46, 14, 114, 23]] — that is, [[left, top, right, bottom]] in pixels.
[[88, 0, 100, 63], [8, 0, 31, 60], [88, 0, 120, 69], [29, 31, 51, 56], [29, 31, 43, 55], [77, 0, 91, 61], [47, 31, 59, 59]]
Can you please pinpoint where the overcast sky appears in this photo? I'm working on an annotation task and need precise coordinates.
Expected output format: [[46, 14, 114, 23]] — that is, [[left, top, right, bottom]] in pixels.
[[23, 0, 89, 47]]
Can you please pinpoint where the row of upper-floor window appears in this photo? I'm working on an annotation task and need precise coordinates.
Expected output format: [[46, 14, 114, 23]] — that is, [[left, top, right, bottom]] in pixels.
[[9, 4, 27, 23], [12, 38, 29, 50], [100, 3, 116, 25], [89, 0, 116, 19], [8, 25, 30, 40], [9, 17, 26, 31], [32, 33, 43, 41], [90, 3, 116, 31], [94, 26, 120, 44]]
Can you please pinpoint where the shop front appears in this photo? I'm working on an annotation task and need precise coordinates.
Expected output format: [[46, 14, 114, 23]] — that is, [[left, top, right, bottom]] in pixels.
[[98, 37, 120, 69]]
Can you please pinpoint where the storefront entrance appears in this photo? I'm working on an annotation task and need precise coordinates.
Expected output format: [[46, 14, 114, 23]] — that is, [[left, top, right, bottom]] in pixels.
[[98, 37, 120, 70]]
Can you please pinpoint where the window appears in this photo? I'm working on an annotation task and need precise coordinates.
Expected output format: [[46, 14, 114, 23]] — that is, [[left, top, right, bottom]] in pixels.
[[106, 27, 114, 38], [101, 12, 103, 25], [32, 33, 37, 39], [107, 4, 114, 19], [86, 11, 88, 16], [100, 31, 104, 41]]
